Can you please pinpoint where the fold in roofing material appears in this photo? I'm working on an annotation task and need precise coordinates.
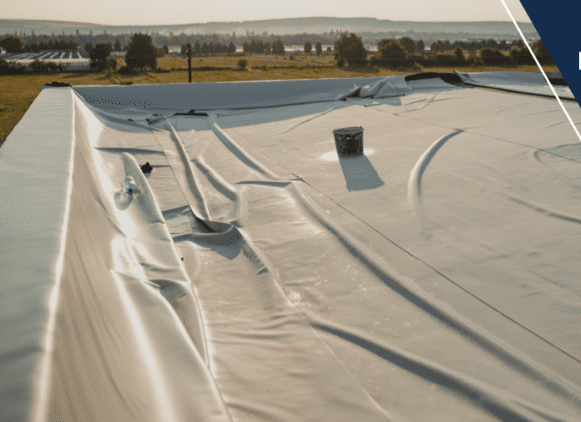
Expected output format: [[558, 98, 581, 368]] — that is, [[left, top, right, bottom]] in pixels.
[[73, 75, 460, 112], [454, 70, 575, 100], [74, 77, 389, 111], [1, 74, 581, 422]]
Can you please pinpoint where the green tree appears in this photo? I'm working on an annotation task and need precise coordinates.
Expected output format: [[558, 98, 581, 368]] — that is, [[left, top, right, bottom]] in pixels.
[[334, 33, 367, 67], [315, 41, 322, 55], [479, 47, 511, 66], [106, 57, 117, 71], [193, 40, 201, 56], [272, 39, 285, 55], [509, 46, 535, 65], [28, 59, 66, 73], [453, 46, 465, 62], [89, 42, 113, 71], [114, 37, 121, 52], [125, 33, 157, 70], [0, 57, 26, 74], [84, 42, 94, 53], [304, 41, 312, 54], [399, 37, 416, 55], [416, 39, 425, 54], [376, 39, 408, 68], [431, 40, 443, 53], [486, 39, 498, 49], [228, 41, 236, 54], [0, 35, 26, 53], [532, 39, 554, 64]]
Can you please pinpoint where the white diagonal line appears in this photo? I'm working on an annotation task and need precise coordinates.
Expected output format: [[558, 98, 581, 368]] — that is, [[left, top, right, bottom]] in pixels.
[[500, 0, 581, 143]]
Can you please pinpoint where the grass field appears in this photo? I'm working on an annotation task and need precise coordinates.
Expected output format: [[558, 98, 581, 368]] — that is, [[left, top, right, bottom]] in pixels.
[[0, 53, 558, 148]]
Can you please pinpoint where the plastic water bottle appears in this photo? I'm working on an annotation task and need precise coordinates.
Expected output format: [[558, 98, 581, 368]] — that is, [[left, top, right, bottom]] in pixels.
[[121, 176, 137, 195], [115, 176, 137, 210]]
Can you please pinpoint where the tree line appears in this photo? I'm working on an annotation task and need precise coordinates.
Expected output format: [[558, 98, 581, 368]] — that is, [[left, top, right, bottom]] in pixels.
[[179, 38, 289, 56], [87, 34, 161, 72], [0, 31, 555, 76], [302, 41, 324, 55], [332, 33, 554, 69], [180, 40, 236, 56], [0, 35, 79, 53], [243, 39, 284, 55], [18, 39, 77, 52], [0, 33, 162, 74], [0, 57, 65, 75]]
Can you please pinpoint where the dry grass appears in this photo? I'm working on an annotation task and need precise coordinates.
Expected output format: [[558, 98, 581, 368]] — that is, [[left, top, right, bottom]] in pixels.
[[0, 53, 559, 148], [155, 53, 337, 70]]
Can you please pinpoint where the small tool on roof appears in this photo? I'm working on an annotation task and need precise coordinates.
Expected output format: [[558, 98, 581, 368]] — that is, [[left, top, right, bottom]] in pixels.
[[174, 109, 209, 116], [140, 162, 153, 174], [43, 81, 72, 88]]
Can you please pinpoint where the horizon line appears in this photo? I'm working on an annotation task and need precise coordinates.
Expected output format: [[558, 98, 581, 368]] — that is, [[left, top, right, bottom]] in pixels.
[[1, 16, 534, 27]]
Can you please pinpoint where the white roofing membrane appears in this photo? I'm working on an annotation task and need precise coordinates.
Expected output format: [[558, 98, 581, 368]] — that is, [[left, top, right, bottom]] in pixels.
[[454, 70, 575, 100], [1, 73, 581, 421]]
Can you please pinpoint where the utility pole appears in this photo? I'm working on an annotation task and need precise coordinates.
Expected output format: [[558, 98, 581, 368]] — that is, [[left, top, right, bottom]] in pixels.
[[187, 43, 192, 83]]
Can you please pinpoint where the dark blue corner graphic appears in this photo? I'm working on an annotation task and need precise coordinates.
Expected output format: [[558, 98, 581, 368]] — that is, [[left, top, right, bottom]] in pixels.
[[515, 0, 581, 102]]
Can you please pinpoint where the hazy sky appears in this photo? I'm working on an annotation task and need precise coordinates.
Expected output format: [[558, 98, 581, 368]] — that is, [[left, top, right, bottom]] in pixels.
[[4, 0, 532, 26]]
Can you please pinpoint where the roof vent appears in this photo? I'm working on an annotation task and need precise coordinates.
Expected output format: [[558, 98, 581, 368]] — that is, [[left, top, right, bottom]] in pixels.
[[333, 127, 364, 157]]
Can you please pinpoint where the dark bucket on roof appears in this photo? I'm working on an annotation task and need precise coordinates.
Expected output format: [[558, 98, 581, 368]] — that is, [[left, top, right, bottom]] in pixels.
[[333, 127, 364, 157]]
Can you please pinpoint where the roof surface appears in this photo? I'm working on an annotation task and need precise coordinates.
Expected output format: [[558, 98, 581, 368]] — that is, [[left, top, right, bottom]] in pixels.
[[1, 73, 580, 422]]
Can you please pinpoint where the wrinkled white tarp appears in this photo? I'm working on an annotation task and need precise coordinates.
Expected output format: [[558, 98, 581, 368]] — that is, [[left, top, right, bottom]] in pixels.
[[73, 75, 462, 113], [74, 77, 392, 111], [454, 70, 575, 100], [1, 75, 581, 422]]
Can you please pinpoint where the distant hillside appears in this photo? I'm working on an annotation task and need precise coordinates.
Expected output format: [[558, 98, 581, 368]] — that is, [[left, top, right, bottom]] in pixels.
[[0, 19, 101, 33], [1, 17, 538, 39]]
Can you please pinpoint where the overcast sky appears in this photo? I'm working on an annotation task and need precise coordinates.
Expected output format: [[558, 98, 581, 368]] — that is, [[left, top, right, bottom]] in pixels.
[[3, 0, 532, 26]]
